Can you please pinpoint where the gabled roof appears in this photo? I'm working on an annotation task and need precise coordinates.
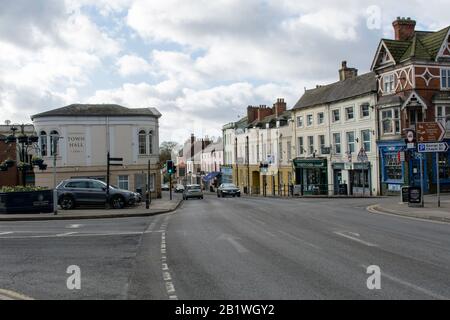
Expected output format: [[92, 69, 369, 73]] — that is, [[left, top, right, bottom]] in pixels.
[[373, 26, 450, 69], [31, 104, 161, 120], [293, 72, 376, 110]]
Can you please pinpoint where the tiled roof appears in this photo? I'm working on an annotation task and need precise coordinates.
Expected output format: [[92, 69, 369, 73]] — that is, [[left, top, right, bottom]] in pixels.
[[383, 26, 450, 63], [293, 72, 377, 110], [31, 104, 161, 119]]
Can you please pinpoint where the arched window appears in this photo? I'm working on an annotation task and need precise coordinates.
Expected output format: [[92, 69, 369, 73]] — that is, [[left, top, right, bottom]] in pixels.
[[138, 130, 147, 155], [40, 131, 47, 157], [148, 130, 153, 155], [50, 130, 59, 156]]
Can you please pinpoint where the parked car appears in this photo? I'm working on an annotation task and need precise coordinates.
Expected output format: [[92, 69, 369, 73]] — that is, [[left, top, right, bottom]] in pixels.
[[183, 184, 203, 200], [56, 178, 136, 210], [161, 183, 170, 191], [174, 184, 185, 193], [217, 183, 241, 198]]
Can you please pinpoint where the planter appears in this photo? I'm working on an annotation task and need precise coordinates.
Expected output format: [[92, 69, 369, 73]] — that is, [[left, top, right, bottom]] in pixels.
[[38, 164, 48, 170], [28, 135, 39, 143], [0, 190, 54, 214], [0, 165, 7, 172], [17, 136, 28, 144]]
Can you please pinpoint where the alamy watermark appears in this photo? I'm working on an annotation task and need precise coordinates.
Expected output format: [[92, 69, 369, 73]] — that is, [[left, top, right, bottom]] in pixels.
[[66, 265, 81, 290], [366, 265, 381, 290]]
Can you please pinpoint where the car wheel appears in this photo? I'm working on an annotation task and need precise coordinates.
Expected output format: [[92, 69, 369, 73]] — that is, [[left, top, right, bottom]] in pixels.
[[201, 196, 204, 199], [60, 195, 75, 210], [111, 195, 125, 209], [237, 194, 241, 197]]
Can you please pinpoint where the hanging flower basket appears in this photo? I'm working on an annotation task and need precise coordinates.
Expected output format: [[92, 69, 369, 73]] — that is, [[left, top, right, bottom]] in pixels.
[[32, 157, 44, 166], [6, 135, 16, 143], [5, 159, 15, 167], [0, 164, 8, 171], [17, 162, 31, 171], [38, 163, 48, 171], [17, 135, 28, 144], [28, 135, 39, 143]]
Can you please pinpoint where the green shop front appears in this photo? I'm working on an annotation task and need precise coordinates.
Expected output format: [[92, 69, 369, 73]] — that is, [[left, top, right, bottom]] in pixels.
[[293, 158, 328, 195]]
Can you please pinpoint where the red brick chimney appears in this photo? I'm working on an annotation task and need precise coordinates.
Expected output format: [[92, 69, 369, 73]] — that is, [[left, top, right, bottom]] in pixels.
[[247, 106, 259, 123], [272, 98, 287, 117], [257, 105, 272, 121], [339, 61, 358, 81], [393, 17, 416, 41]]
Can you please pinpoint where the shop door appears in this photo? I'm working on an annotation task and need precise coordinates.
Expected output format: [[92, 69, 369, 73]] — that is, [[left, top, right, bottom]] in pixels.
[[333, 169, 342, 195]]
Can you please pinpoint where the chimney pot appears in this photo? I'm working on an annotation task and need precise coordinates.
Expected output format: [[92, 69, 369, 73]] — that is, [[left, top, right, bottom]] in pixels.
[[392, 17, 416, 41]]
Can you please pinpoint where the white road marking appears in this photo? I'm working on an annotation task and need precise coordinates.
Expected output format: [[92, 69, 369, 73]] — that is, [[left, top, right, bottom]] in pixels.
[[55, 232, 78, 237], [361, 265, 448, 300], [0, 231, 165, 240], [162, 263, 169, 270], [367, 204, 450, 225], [0, 289, 33, 300], [165, 282, 175, 293], [66, 224, 82, 229], [163, 272, 172, 281], [278, 230, 321, 249], [334, 231, 377, 247], [0, 232, 13, 235], [218, 234, 249, 253]]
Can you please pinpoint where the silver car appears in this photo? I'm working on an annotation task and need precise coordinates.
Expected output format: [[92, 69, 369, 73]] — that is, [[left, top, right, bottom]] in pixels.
[[183, 184, 203, 200]]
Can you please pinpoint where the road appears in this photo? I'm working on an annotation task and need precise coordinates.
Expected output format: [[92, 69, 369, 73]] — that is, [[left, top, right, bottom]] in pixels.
[[0, 194, 449, 299]]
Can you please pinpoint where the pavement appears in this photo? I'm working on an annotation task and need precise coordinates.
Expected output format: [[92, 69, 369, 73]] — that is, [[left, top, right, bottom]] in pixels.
[[0, 193, 182, 221], [368, 193, 450, 223], [1, 193, 449, 300]]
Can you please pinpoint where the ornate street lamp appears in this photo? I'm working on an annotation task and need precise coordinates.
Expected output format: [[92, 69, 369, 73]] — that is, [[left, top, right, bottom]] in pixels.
[[0, 124, 47, 186]]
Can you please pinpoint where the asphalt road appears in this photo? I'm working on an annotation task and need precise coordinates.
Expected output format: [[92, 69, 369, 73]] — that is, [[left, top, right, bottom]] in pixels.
[[0, 193, 449, 299]]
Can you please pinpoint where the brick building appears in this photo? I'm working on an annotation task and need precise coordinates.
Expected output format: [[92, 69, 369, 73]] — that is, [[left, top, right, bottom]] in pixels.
[[372, 17, 450, 194]]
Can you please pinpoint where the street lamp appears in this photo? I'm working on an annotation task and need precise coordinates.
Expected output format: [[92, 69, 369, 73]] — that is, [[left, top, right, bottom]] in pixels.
[[50, 132, 63, 215], [0, 124, 47, 186]]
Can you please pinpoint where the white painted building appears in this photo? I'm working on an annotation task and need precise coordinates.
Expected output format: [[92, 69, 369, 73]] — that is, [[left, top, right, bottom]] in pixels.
[[292, 62, 380, 195], [31, 104, 162, 197]]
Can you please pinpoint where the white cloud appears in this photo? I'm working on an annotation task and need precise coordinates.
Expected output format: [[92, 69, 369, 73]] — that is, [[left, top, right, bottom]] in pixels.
[[116, 54, 151, 76]]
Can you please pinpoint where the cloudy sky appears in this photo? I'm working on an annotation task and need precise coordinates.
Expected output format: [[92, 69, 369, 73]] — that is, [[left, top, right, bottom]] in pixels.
[[0, 0, 448, 143]]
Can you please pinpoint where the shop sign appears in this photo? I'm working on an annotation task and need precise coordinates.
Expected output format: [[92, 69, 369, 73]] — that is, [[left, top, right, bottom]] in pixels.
[[293, 159, 327, 168]]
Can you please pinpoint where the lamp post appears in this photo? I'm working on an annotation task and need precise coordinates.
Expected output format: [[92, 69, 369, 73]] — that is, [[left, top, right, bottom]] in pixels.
[[50, 132, 62, 215], [0, 124, 47, 186]]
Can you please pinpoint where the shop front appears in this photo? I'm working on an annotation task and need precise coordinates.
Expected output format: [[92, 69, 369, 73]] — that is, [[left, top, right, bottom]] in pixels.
[[378, 141, 406, 195], [293, 158, 328, 195]]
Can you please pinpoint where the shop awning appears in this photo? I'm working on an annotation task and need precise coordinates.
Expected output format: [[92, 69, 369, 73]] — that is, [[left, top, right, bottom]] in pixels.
[[202, 172, 221, 182]]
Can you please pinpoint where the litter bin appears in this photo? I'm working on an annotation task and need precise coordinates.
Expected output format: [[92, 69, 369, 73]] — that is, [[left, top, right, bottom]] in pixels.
[[338, 184, 348, 195]]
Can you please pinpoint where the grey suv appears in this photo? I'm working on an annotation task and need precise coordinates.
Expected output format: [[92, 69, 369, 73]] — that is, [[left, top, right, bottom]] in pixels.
[[57, 178, 136, 210]]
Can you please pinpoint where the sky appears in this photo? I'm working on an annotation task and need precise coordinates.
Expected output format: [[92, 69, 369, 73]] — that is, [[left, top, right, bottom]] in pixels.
[[0, 0, 449, 144]]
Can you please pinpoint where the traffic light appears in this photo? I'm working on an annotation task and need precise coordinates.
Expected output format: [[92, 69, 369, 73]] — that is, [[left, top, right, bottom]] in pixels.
[[167, 160, 174, 174]]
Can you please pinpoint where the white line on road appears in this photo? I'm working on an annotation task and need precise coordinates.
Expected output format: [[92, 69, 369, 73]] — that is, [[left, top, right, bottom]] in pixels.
[[0, 232, 13, 235], [55, 232, 78, 237], [361, 265, 448, 300], [225, 236, 249, 253], [334, 231, 377, 247], [66, 224, 82, 229], [278, 230, 321, 249], [0, 289, 33, 300]]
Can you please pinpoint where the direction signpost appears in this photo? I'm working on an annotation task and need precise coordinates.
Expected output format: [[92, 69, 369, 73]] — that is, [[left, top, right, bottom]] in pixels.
[[416, 122, 447, 207]]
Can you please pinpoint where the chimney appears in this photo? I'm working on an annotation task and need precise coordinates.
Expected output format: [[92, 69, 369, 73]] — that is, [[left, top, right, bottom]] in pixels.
[[272, 98, 287, 117], [247, 105, 259, 123], [393, 17, 416, 41], [257, 105, 272, 121], [339, 60, 358, 81]]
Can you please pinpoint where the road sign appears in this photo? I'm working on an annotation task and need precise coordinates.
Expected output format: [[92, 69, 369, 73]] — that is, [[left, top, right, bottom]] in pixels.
[[416, 122, 445, 142], [417, 142, 449, 153]]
